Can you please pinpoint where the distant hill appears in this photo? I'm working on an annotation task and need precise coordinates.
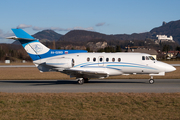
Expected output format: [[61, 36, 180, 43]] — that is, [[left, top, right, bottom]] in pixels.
[[32, 30, 63, 42], [58, 30, 153, 44], [12, 30, 63, 44], [114, 32, 152, 41], [58, 19, 180, 44], [58, 30, 118, 43], [12, 19, 180, 45], [150, 20, 180, 42]]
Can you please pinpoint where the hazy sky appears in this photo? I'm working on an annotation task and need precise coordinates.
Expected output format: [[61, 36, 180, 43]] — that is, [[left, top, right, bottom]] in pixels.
[[0, 0, 180, 43]]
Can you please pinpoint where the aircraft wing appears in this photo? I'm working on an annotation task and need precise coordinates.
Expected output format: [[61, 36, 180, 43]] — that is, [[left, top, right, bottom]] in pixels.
[[63, 69, 109, 78]]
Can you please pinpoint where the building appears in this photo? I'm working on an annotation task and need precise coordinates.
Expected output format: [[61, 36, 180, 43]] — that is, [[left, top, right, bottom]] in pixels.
[[128, 47, 158, 59], [156, 35, 175, 43], [162, 51, 180, 59]]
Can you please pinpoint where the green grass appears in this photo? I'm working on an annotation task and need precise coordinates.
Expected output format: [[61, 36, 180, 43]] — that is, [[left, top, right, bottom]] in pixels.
[[0, 93, 179, 120]]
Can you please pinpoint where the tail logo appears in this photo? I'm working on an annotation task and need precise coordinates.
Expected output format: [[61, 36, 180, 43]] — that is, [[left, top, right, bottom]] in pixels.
[[32, 44, 43, 53], [24, 42, 50, 55]]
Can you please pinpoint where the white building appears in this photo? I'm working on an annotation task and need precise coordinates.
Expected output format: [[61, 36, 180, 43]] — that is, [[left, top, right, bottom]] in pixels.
[[156, 35, 174, 42]]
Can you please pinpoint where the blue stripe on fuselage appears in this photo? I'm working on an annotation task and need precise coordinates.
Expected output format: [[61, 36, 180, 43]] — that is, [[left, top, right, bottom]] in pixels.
[[74, 62, 157, 70], [29, 49, 87, 61]]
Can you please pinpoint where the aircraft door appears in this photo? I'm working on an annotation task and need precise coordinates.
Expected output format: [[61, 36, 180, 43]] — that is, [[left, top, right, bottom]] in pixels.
[[98, 56, 104, 66]]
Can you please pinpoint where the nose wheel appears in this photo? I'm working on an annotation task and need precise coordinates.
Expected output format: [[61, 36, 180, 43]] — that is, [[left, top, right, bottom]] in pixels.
[[149, 76, 154, 84], [149, 79, 154, 84]]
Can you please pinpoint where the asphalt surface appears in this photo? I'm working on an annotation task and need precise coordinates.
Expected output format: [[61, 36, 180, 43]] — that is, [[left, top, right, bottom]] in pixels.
[[0, 79, 179, 93], [0, 65, 35, 67]]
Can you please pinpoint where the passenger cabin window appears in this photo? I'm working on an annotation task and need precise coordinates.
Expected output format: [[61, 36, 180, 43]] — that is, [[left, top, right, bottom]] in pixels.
[[87, 57, 90, 62], [93, 57, 96, 62], [100, 58, 103, 62], [112, 58, 115, 62], [118, 58, 121, 62], [142, 56, 145, 60], [106, 58, 109, 62]]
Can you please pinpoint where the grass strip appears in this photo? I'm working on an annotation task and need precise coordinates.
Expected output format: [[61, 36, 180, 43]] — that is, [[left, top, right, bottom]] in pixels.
[[0, 92, 179, 119]]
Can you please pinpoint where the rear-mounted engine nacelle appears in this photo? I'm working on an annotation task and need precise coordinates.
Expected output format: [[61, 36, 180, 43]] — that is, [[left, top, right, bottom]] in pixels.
[[45, 58, 74, 68]]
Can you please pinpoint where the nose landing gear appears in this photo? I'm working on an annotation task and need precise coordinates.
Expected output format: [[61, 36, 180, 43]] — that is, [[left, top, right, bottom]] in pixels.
[[149, 76, 154, 84]]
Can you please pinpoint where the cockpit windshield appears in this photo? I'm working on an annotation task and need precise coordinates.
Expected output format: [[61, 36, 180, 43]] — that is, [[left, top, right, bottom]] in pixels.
[[142, 56, 156, 61], [149, 56, 155, 60]]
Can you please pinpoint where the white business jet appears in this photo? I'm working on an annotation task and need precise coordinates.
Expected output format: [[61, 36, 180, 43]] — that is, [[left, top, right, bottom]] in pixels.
[[7, 29, 176, 84]]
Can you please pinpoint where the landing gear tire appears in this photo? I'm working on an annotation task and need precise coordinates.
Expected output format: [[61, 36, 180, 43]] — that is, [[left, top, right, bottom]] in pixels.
[[77, 78, 84, 85], [149, 79, 154, 84]]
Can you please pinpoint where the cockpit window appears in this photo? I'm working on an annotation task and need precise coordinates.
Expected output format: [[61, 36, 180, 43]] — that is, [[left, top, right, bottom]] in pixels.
[[142, 56, 145, 60], [146, 56, 149, 60], [149, 56, 155, 60], [143, 56, 155, 60]]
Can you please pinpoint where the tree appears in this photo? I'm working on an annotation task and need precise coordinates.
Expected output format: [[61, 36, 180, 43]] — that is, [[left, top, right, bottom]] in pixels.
[[86, 47, 91, 52], [0, 49, 5, 60], [175, 46, 180, 51], [116, 46, 122, 52], [162, 44, 170, 53]]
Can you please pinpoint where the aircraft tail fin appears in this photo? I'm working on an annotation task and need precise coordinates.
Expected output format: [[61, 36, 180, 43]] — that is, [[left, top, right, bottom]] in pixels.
[[7, 29, 87, 62], [12, 29, 35, 40], [7, 29, 50, 61]]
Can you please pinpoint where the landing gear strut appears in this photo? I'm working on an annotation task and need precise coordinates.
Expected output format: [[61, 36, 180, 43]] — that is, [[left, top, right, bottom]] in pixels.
[[149, 76, 154, 84]]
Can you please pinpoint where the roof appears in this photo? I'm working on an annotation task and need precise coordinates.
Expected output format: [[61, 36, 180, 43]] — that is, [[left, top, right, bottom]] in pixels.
[[128, 48, 158, 55]]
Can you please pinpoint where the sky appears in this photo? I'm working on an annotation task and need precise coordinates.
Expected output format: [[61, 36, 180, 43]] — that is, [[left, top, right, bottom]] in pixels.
[[0, 0, 180, 43]]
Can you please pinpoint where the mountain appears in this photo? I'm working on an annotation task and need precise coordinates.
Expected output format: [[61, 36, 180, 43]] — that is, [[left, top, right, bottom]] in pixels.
[[114, 32, 152, 41], [12, 30, 63, 44], [58, 30, 153, 44], [58, 19, 180, 44], [115, 20, 180, 43], [32, 30, 63, 42], [58, 30, 118, 42], [12, 19, 180, 45], [150, 20, 180, 42]]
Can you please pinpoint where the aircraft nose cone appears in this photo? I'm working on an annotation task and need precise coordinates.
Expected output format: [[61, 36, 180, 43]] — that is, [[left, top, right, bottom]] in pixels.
[[171, 66, 176, 71], [165, 64, 176, 72]]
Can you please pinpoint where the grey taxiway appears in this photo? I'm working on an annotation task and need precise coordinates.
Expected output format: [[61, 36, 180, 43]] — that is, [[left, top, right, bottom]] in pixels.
[[0, 79, 179, 93]]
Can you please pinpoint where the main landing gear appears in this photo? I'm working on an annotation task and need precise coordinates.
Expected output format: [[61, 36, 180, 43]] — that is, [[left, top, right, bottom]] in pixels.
[[149, 76, 154, 84], [77, 78, 89, 85]]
